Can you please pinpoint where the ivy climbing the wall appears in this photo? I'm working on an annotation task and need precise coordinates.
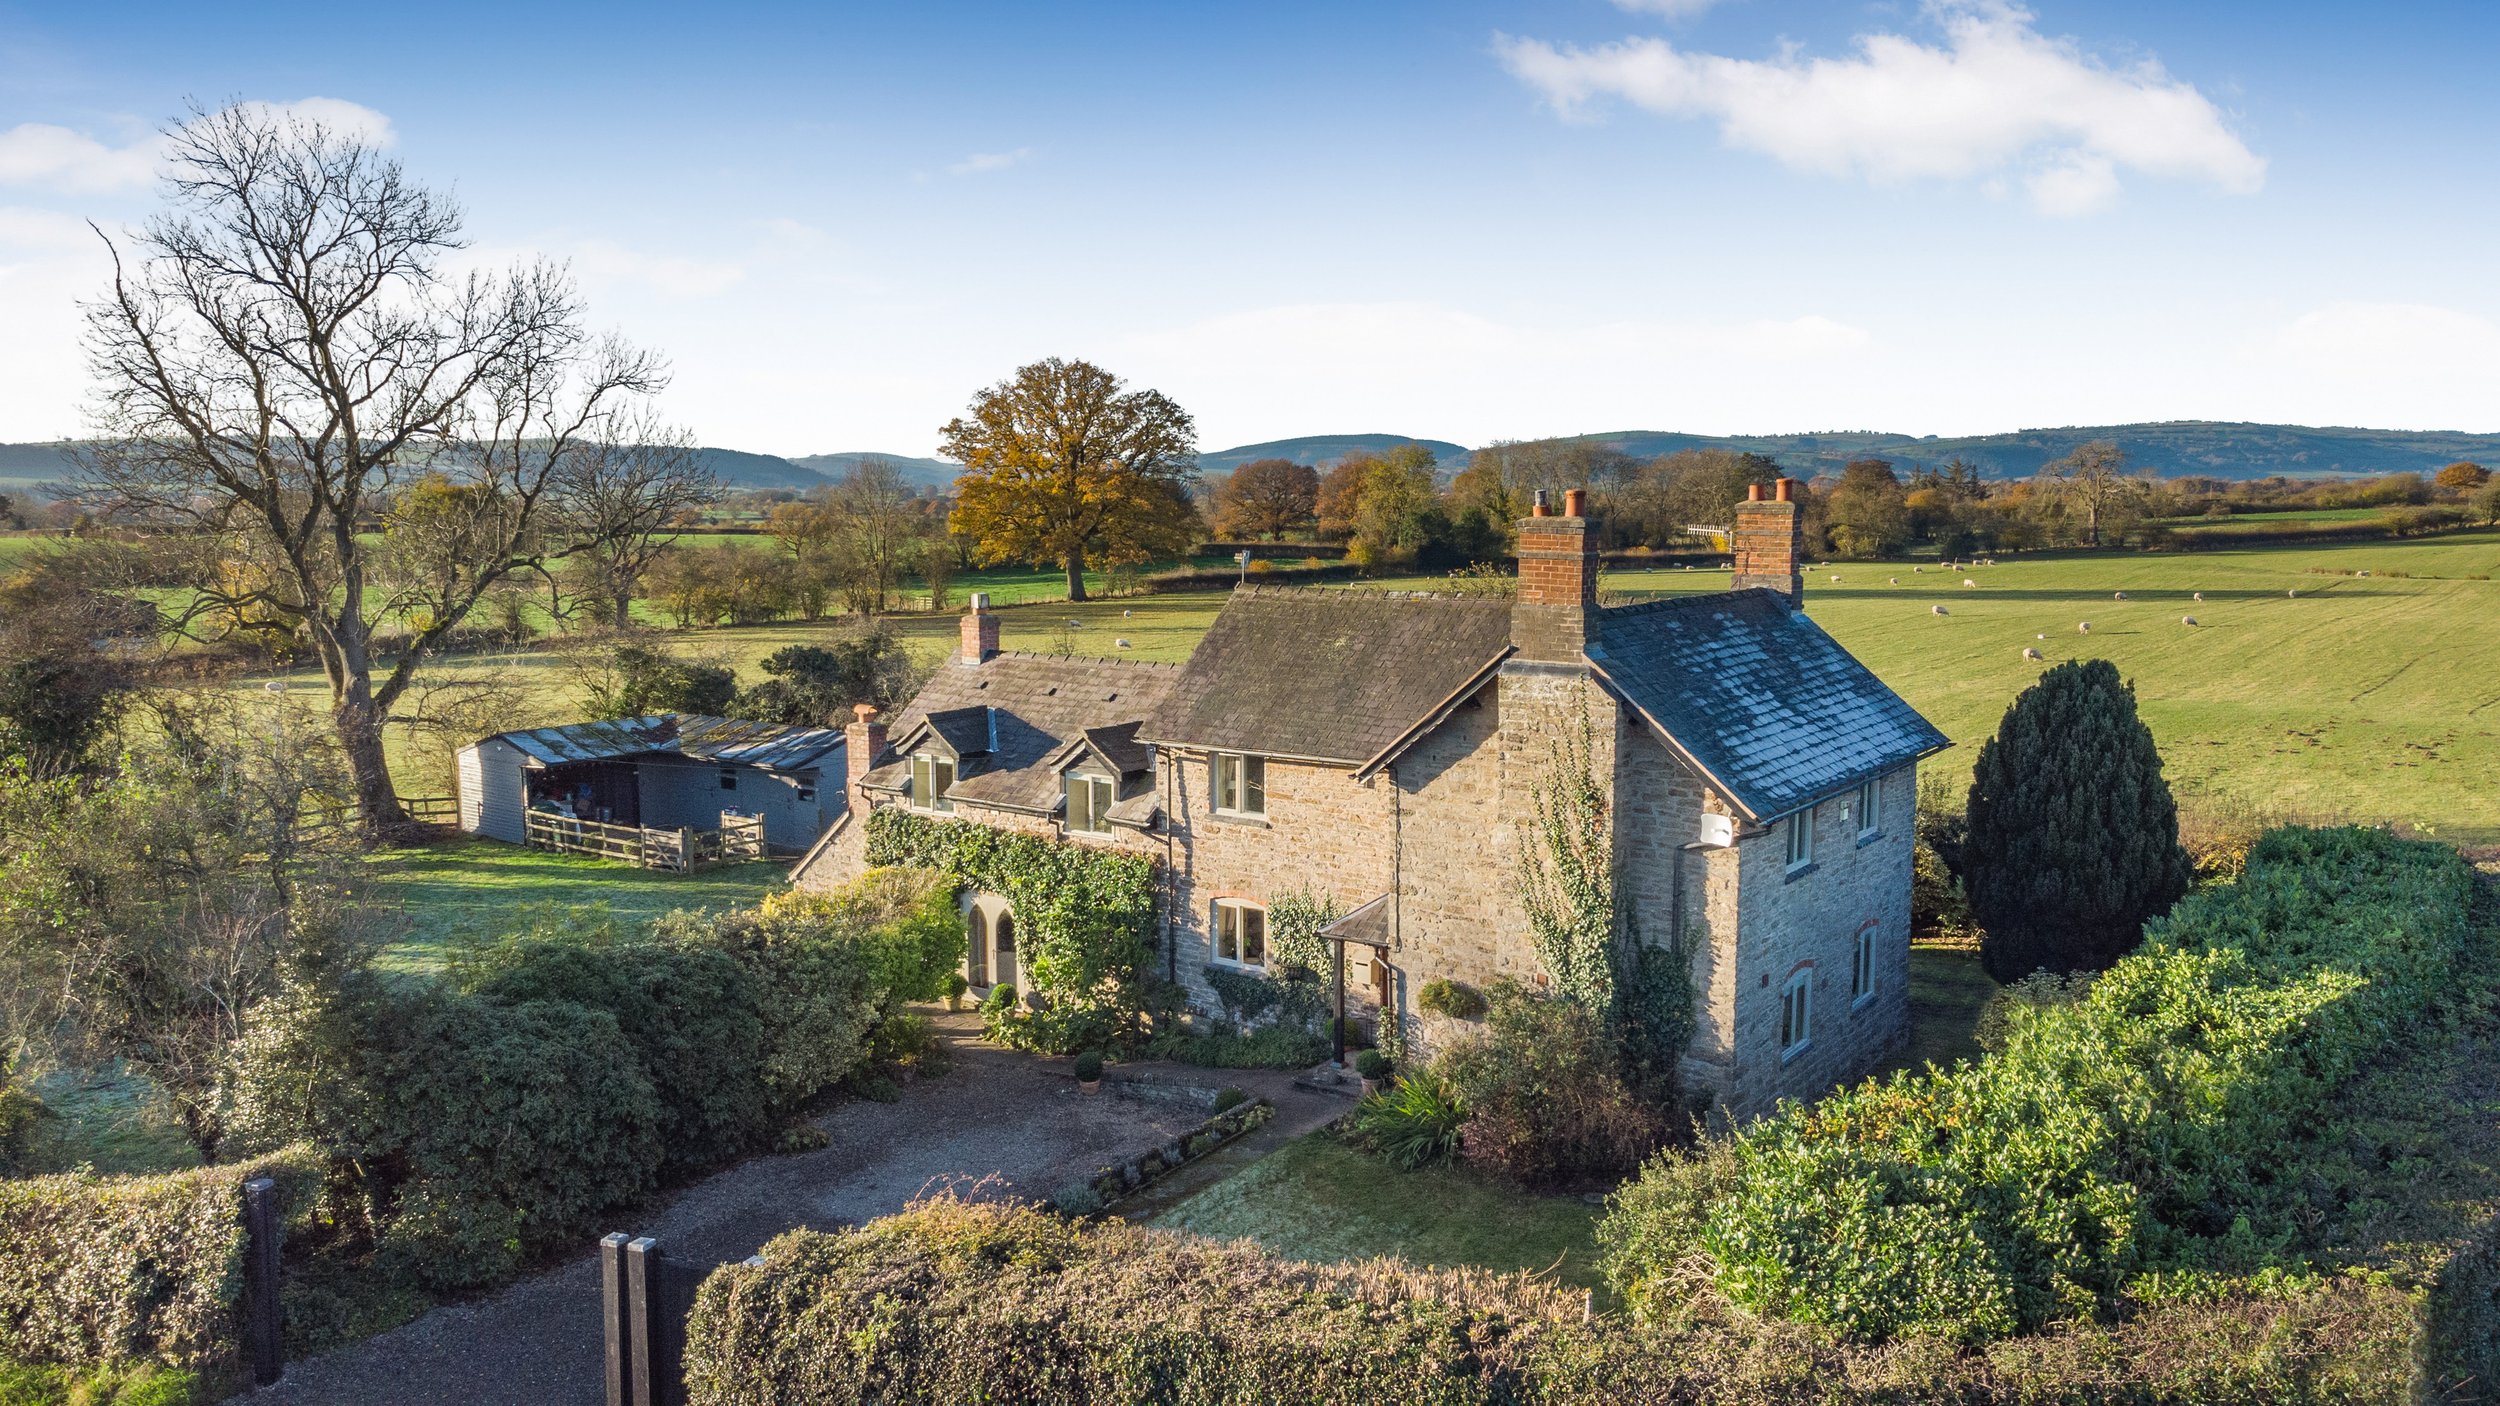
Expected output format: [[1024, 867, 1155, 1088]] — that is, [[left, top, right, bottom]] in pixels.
[[864, 808, 1160, 1053]]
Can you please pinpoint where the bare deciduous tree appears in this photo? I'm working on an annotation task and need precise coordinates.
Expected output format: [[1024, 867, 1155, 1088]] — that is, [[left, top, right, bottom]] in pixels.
[[78, 102, 711, 829], [2039, 440, 2144, 548]]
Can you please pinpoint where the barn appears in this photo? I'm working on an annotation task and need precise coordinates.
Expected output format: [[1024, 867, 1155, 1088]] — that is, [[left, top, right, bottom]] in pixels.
[[455, 714, 846, 857]]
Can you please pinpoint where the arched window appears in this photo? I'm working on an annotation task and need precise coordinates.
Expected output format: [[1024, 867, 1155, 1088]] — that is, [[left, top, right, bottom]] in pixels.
[[967, 906, 989, 987], [994, 913, 1018, 991]]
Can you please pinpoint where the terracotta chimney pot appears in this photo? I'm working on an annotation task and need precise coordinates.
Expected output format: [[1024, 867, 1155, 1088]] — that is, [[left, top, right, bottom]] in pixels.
[[1563, 487, 1587, 518]]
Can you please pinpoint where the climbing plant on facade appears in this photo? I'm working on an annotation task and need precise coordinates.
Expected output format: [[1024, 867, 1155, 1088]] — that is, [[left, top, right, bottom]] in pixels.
[[864, 808, 1158, 1024]]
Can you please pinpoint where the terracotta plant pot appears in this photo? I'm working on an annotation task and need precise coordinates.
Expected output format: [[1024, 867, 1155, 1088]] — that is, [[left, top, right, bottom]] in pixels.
[[1360, 1077, 1381, 1096], [1078, 1079, 1101, 1096]]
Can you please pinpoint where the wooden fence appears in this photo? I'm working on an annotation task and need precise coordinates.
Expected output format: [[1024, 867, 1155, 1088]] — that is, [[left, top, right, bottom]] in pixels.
[[602, 1233, 761, 1406], [526, 812, 765, 872]]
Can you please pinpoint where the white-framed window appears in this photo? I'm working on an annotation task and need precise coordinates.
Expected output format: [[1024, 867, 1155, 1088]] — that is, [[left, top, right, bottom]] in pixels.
[[1212, 899, 1268, 969], [1855, 777, 1881, 839], [1213, 753, 1267, 817], [1779, 970, 1813, 1058], [1784, 808, 1815, 871], [911, 752, 955, 813], [1851, 927, 1879, 1005], [1065, 773, 1114, 835]]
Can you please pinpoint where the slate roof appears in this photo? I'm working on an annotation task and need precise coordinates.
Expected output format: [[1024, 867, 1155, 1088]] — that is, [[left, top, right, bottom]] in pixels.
[[483, 715, 844, 772], [1142, 587, 1513, 765], [1588, 589, 1949, 822], [879, 652, 1181, 815]]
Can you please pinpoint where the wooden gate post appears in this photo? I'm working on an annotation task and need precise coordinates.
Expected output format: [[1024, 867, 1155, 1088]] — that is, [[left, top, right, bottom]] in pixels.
[[241, 1176, 283, 1386], [601, 1233, 633, 1406], [626, 1236, 662, 1406]]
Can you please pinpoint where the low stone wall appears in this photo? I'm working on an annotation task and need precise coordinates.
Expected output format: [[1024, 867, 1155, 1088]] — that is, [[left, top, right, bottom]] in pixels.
[[1078, 1097, 1273, 1208]]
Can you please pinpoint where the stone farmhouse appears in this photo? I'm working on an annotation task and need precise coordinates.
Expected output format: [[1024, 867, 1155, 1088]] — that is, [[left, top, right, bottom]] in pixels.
[[794, 482, 1948, 1116]]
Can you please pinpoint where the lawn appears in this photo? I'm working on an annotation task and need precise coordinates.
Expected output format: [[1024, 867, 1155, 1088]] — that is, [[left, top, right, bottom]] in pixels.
[[1882, 940, 1998, 1077], [364, 836, 790, 974], [1148, 1132, 1608, 1294], [15, 1066, 202, 1177]]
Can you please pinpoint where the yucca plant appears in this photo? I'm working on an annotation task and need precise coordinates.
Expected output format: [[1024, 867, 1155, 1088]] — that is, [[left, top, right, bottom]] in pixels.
[[1353, 1073, 1465, 1170]]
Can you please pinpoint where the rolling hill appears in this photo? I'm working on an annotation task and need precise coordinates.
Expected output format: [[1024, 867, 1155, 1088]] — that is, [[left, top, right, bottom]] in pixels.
[[1195, 434, 1473, 475], [1531, 422, 2500, 481], [0, 443, 830, 496], [788, 452, 962, 492]]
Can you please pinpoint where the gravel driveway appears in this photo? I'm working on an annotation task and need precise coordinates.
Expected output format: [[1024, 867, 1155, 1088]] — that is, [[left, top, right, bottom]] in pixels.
[[244, 1013, 1256, 1405]]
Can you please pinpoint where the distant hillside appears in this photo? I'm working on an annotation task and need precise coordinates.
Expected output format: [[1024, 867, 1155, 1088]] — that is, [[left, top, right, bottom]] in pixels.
[[0, 443, 825, 495], [1540, 422, 2500, 481], [788, 452, 960, 492], [0, 443, 78, 495], [1197, 434, 1473, 476]]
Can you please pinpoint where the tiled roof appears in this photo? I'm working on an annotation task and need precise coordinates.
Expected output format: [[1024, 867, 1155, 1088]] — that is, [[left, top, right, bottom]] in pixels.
[[484, 714, 844, 772], [1588, 589, 1949, 821], [1142, 587, 1513, 765], [880, 652, 1181, 812]]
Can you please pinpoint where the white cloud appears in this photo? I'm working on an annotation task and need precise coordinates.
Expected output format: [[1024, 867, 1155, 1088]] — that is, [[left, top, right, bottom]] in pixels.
[[1497, 0, 2263, 215], [0, 123, 160, 194], [570, 238, 747, 298], [2272, 301, 2500, 380], [232, 97, 397, 148], [946, 148, 1032, 177]]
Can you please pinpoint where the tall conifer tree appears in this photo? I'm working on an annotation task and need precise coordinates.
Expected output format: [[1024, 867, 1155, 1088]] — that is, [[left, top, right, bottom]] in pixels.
[[1965, 659, 2192, 980]]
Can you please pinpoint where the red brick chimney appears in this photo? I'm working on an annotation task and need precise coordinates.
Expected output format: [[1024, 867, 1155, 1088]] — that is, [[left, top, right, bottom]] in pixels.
[[1513, 487, 1597, 660], [960, 592, 1000, 664], [1731, 477, 1804, 605], [845, 701, 887, 807]]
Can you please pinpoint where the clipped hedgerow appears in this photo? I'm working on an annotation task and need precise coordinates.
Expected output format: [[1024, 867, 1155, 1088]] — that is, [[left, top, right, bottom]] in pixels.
[[1601, 826, 2478, 1345], [678, 1194, 2420, 1405], [0, 1145, 323, 1370]]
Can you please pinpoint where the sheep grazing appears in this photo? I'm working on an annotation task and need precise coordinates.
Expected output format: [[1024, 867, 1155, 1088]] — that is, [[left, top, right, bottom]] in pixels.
[[2023, 647, 2044, 660], [1889, 577, 1900, 585], [2192, 592, 2204, 602], [1913, 565, 1924, 573], [1123, 608, 1134, 617], [1964, 578, 1978, 588], [1932, 605, 1950, 616], [2078, 621, 2093, 633], [2181, 616, 2198, 627], [2288, 588, 2299, 598], [1115, 638, 1133, 649], [1831, 574, 1842, 582], [2113, 590, 2128, 600], [2036, 632, 2047, 640]]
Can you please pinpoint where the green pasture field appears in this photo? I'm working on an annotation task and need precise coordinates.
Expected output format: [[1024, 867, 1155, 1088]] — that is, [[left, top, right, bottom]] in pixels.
[[228, 527, 2500, 846]]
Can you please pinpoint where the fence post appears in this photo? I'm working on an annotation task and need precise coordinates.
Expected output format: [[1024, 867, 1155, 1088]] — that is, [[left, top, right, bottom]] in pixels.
[[601, 1233, 633, 1406], [626, 1236, 661, 1406], [241, 1176, 282, 1386]]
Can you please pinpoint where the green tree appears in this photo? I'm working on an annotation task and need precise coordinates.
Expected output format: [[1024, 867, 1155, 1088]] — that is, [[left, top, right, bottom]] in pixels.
[[1823, 458, 1911, 558], [733, 632, 930, 727], [1213, 458, 1319, 540], [1964, 660, 2192, 981], [940, 357, 1200, 601], [1348, 445, 1442, 569]]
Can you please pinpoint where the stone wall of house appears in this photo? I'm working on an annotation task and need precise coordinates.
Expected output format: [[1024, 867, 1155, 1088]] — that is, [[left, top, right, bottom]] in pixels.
[[1388, 682, 1524, 1054], [1160, 746, 1399, 1014], [1609, 722, 1744, 1104], [1716, 763, 1918, 1120]]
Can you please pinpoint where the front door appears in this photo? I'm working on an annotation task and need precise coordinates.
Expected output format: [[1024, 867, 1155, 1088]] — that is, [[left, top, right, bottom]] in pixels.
[[994, 913, 1018, 992]]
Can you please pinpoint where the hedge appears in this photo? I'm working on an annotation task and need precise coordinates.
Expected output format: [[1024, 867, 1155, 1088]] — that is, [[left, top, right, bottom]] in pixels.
[[1601, 826, 2479, 1344], [0, 1145, 323, 1370], [678, 1195, 2420, 1404]]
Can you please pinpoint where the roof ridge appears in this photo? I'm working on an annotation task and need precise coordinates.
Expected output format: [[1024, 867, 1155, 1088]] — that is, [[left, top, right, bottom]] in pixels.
[[988, 650, 1180, 670], [1599, 587, 1774, 618], [1234, 583, 1510, 606]]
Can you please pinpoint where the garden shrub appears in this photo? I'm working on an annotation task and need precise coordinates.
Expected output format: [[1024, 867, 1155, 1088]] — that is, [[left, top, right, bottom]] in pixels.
[[1146, 1022, 1329, 1070], [678, 1194, 2422, 1405], [1072, 1050, 1105, 1082], [755, 867, 961, 1007], [1432, 981, 1665, 1188], [1352, 1049, 1391, 1081], [363, 993, 663, 1289], [0, 1074, 39, 1175], [0, 1145, 322, 1370], [669, 903, 880, 1115], [1350, 1072, 1464, 1171], [1416, 978, 1486, 1021], [464, 937, 772, 1176], [1599, 826, 2478, 1344]]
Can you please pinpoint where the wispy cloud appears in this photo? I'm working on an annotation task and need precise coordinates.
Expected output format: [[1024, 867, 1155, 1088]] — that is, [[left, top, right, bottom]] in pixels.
[[0, 97, 395, 195], [1497, 0, 2262, 215], [945, 147, 1032, 177]]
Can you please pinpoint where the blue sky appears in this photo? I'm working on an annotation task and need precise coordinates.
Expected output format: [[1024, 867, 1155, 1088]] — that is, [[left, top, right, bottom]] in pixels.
[[3, 0, 2496, 456]]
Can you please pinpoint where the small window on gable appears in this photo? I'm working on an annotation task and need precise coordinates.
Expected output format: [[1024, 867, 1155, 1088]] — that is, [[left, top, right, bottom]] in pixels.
[[912, 753, 954, 813], [719, 768, 738, 791], [1213, 753, 1267, 817], [1065, 773, 1114, 835], [1213, 900, 1267, 969], [1851, 928, 1879, 1004], [1784, 809, 1814, 871], [1780, 970, 1813, 1059], [1856, 778, 1880, 839]]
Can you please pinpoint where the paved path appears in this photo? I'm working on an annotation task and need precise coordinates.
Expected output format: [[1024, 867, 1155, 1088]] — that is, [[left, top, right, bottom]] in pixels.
[[244, 1014, 1339, 1405]]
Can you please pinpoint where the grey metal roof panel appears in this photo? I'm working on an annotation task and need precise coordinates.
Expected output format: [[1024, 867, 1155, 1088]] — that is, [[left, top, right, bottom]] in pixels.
[[487, 714, 844, 772], [1588, 590, 1948, 821]]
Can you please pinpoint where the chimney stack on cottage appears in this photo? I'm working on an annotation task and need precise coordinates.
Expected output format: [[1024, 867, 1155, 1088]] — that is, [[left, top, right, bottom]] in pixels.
[[1731, 477, 1805, 605], [961, 592, 1000, 665], [1511, 485, 1598, 661], [844, 701, 887, 806]]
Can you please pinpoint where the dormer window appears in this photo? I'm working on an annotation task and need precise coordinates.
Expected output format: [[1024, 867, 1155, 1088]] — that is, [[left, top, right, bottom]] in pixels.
[[1212, 753, 1266, 818], [911, 752, 954, 813], [1065, 773, 1114, 835]]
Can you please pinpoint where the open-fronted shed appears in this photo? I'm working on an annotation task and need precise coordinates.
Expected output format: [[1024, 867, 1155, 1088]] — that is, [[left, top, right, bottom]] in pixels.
[[455, 714, 845, 856]]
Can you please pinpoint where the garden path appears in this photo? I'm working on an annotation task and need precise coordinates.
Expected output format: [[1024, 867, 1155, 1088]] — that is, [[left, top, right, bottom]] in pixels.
[[242, 1014, 1339, 1406]]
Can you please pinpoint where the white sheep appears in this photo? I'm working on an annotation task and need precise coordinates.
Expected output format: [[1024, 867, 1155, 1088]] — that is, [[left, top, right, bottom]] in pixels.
[[2181, 616, 2198, 627], [1913, 565, 1925, 573], [1889, 577, 1900, 585], [1831, 574, 1842, 582], [2023, 647, 2043, 660], [2288, 588, 2299, 598], [1123, 608, 1134, 617], [1932, 605, 1950, 616], [2036, 632, 2047, 640], [1964, 578, 1978, 588], [2192, 591, 2204, 602], [1116, 638, 1133, 649], [2078, 621, 2093, 633], [2113, 590, 2128, 600]]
